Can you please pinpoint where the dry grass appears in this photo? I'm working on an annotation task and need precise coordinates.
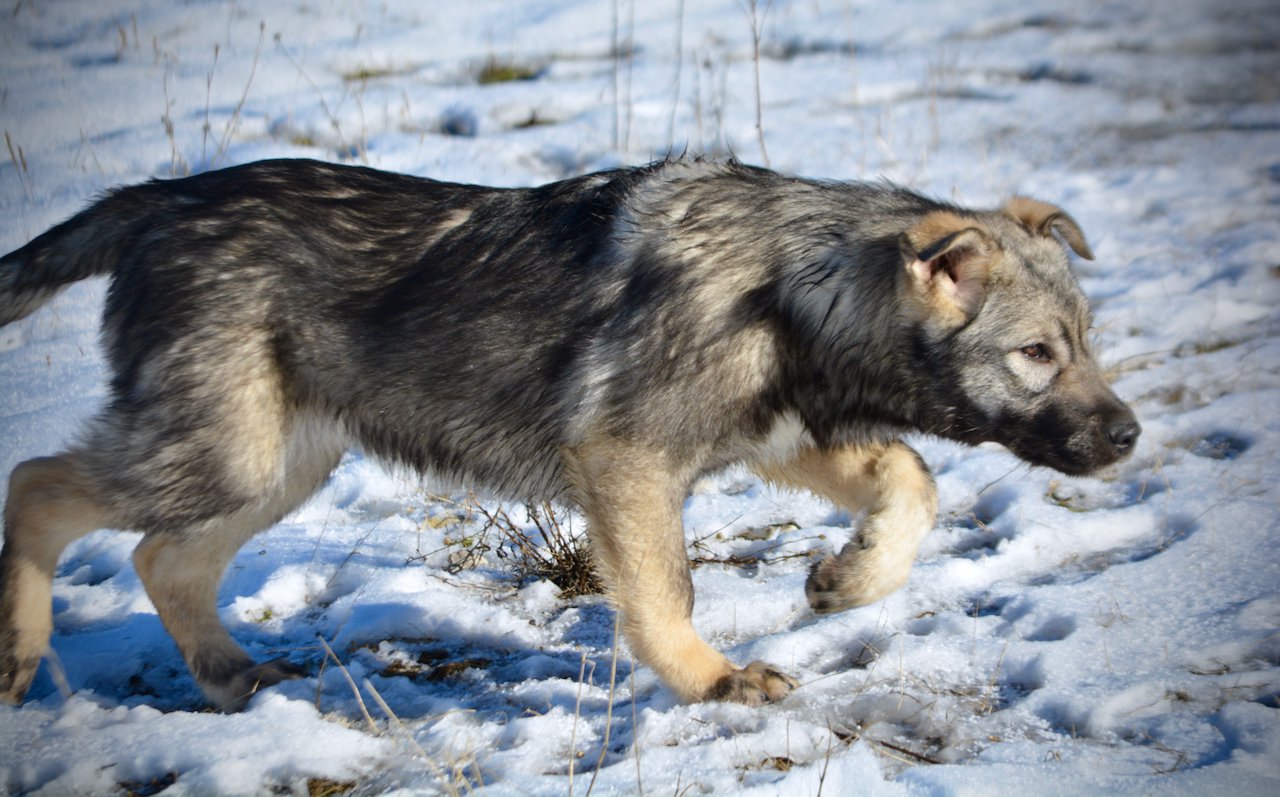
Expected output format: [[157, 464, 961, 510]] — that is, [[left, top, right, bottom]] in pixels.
[[476, 58, 540, 85], [306, 778, 357, 797], [4, 131, 32, 198], [472, 499, 604, 598]]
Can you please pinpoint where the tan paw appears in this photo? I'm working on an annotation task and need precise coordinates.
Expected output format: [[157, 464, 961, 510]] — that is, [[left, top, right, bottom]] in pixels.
[[0, 644, 41, 705], [704, 660, 799, 706], [805, 550, 908, 615]]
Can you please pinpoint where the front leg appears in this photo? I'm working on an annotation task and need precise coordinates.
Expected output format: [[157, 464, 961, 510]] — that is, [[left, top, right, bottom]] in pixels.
[[756, 440, 937, 614], [565, 436, 798, 705]]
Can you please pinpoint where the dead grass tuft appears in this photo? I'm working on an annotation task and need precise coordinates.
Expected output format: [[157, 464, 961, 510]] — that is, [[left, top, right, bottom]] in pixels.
[[476, 58, 540, 85], [307, 778, 357, 797], [473, 499, 603, 598]]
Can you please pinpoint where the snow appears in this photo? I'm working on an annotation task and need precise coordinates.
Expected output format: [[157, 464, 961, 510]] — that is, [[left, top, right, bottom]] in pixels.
[[1, 0, 1278, 794]]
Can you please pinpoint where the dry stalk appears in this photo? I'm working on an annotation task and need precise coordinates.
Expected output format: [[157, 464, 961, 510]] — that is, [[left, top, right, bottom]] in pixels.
[[816, 719, 836, 797], [362, 678, 466, 796], [160, 63, 188, 176], [872, 739, 941, 765], [4, 131, 32, 199], [584, 614, 622, 797], [666, 0, 686, 151], [630, 659, 643, 794], [567, 652, 596, 797], [317, 635, 380, 735], [743, 0, 773, 166], [978, 641, 1009, 716], [212, 21, 265, 167], [275, 32, 357, 160], [201, 43, 219, 165]]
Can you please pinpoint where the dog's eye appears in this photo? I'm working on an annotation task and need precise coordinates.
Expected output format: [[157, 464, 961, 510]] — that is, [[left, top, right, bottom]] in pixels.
[[1020, 343, 1051, 363]]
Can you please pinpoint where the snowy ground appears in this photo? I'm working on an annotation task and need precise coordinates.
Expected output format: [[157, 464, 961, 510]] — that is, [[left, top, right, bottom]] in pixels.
[[1, 0, 1278, 794]]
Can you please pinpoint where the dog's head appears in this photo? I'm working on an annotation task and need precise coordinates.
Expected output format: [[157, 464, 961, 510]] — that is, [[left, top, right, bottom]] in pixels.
[[899, 198, 1139, 476]]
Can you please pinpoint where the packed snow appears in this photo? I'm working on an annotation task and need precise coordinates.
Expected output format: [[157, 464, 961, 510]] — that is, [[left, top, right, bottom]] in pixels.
[[1, 0, 1278, 794]]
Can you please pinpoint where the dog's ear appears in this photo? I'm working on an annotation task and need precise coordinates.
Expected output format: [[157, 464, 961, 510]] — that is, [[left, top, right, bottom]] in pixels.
[[1004, 196, 1094, 260], [900, 211, 995, 327]]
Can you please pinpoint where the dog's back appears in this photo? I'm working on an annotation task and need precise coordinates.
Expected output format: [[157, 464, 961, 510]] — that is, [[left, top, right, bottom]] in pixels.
[[3, 160, 651, 498]]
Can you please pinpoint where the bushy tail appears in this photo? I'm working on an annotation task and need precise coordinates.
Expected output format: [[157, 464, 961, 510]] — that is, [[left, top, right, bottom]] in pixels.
[[1, 187, 150, 325]]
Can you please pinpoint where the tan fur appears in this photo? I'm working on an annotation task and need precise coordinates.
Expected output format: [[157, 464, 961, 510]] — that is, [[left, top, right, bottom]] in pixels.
[[132, 514, 305, 709], [901, 210, 977, 255], [0, 455, 117, 701], [746, 411, 814, 467], [424, 207, 474, 249], [564, 435, 736, 701], [0, 410, 343, 709], [756, 441, 937, 613], [900, 211, 998, 331], [139, 410, 343, 710], [218, 330, 289, 494], [1004, 196, 1094, 260], [564, 434, 798, 703], [561, 433, 939, 700]]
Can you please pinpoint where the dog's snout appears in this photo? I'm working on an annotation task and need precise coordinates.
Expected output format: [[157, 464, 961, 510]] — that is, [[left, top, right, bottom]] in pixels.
[[1106, 415, 1141, 454]]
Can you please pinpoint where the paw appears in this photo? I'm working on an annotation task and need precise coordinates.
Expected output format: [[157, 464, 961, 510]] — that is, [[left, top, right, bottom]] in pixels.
[[0, 647, 41, 705], [206, 656, 306, 711], [805, 551, 908, 615], [704, 661, 799, 706]]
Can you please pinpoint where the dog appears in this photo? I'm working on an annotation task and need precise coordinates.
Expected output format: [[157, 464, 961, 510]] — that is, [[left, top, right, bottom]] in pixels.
[[0, 158, 1139, 710]]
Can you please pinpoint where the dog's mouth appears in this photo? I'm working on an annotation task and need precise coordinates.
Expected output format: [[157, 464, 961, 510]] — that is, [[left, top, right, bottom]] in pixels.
[[1021, 444, 1134, 477], [990, 404, 1141, 477]]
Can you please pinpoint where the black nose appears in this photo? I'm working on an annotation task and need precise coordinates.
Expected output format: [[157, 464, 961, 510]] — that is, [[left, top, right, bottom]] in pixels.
[[1107, 418, 1141, 453]]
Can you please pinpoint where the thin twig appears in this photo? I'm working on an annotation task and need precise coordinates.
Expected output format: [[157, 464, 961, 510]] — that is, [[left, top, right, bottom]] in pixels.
[[275, 31, 354, 157], [666, 0, 686, 152], [744, 0, 773, 166], [317, 635, 379, 735], [201, 43, 219, 166], [816, 719, 835, 797], [874, 739, 941, 765], [5, 131, 32, 198], [364, 677, 463, 797], [631, 655, 643, 794], [611, 0, 619, 151], [44, 648, 72, 701], [213, 21, 265, 167], [585, 613, 622, 797], [568, 652, 590, 797]]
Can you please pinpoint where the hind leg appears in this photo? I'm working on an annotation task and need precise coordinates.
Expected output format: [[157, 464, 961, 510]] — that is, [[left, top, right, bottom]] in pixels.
[[1, 453, 116, 702], [99, 321, 345, 708], [129, 414, 343, 711], [132, 511, 305, 710]]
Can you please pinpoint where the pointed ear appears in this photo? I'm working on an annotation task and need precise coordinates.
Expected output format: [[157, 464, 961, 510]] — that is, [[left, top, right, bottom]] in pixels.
[[900, 211, 995, 327], [1004, 196, 1094, 260]]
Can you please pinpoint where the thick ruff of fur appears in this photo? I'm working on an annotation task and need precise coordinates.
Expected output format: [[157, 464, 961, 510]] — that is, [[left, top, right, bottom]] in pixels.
[[0, 159, 1138, 709]]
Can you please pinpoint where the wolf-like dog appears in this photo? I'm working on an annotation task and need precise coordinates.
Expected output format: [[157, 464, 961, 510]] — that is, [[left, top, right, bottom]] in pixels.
[[0, 159, 1138, 710]]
